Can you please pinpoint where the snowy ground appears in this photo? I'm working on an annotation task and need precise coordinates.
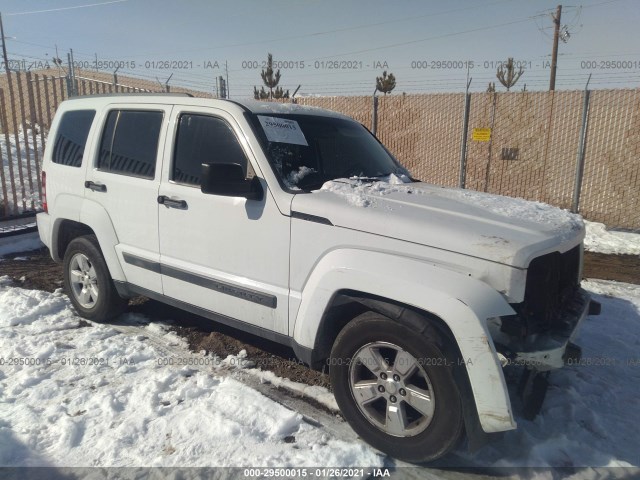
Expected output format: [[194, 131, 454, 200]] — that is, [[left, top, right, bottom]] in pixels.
[[584, 221, 640, 255], [0, 277, 383, 469], [0, 232, 42, 258], [0, 275, 638, 473]]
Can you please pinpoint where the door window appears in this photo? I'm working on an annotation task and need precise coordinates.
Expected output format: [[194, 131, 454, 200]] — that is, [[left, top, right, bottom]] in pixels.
[[52, 110, 96, 167], [173, 114, 254, 186], [98, 110, 163, 179]]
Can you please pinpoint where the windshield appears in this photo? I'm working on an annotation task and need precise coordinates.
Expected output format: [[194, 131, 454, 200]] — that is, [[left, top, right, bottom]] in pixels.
[[248, 113, 410, 191]]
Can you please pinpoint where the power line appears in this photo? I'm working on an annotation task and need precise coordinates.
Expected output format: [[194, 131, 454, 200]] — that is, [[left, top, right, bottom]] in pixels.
[[5, 0, 129, 16]]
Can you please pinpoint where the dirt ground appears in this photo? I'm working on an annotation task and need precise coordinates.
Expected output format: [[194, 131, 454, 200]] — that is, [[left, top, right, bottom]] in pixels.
[[1, 247, 638, 390], [582, 252, 640, 284]]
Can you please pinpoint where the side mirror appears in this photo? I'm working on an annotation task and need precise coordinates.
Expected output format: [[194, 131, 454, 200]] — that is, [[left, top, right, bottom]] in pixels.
[[200, 162, 263, 201]]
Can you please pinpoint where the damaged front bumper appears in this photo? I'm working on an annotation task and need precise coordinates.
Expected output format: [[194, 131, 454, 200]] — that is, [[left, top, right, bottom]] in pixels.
[[510, 289, 600, 371], [489, 288, 601, 419]]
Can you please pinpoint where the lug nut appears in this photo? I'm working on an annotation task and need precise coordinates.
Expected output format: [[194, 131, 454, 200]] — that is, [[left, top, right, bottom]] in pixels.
[[380, 373, 387, 380], [393, 374, 400, 382], [390, 395, 397, 403], [378, 385, 385, 393], [399, 388, 406, 396]]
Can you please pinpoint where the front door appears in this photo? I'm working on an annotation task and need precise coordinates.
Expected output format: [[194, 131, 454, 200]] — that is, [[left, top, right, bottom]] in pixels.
[[157, 107, 290, 335]]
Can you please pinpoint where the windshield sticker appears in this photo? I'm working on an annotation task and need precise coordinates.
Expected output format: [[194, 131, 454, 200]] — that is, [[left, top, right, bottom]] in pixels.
[[258, 116, 308, 146]]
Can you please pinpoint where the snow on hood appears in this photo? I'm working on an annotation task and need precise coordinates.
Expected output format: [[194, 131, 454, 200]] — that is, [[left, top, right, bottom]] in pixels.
[[295, 177, 585, 267], [319, 174, 411, 206]]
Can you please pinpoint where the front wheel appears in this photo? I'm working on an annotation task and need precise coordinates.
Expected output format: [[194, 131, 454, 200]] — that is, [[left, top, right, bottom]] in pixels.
[[330, 312, 464, 463], [63, 235, 126, 322]]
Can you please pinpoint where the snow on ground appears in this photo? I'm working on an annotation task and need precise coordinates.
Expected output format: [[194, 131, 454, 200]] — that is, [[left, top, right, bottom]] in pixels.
[[584, 221, 640, 255], [0, 277, 383, 468], [242, 368, 339, 412], [0, 232, 43, 258], [0, 127, 44, 215]]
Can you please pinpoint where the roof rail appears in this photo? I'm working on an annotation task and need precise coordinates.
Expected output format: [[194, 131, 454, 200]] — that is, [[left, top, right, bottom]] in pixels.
[[66, 92, 195, 100]]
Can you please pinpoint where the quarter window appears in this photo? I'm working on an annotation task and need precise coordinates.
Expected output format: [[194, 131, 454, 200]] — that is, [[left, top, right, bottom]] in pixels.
[[173, 114, 254, 186], [98, 110, 163, 179], [52, 110, 96, 167]]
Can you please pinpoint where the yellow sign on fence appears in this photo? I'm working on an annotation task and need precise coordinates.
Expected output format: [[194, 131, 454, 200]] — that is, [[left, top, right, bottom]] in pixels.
[[472, 128, 492, 142]]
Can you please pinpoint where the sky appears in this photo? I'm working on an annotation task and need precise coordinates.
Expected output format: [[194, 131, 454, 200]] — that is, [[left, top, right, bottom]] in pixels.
[[0, 0, 639, 97]]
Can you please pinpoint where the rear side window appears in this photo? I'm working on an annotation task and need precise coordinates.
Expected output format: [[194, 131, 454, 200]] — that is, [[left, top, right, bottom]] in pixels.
[[52, 110, 96, 167], [173, 114, 253, 186], [98, 110, 163, 179]]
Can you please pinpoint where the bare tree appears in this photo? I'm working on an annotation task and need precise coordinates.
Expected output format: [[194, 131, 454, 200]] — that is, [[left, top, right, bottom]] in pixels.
[[496, 58, 524, 91]]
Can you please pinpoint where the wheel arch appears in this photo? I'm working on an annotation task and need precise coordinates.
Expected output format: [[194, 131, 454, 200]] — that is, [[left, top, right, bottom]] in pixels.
[[51, 200, 125, 282], [290, 248, 518, 435], [306, 290, 502, 451], [53, 219, 95, 262]]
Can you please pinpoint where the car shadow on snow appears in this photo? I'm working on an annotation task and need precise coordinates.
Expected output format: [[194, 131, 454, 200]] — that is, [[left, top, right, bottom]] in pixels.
[[0, 420, 76, 478]]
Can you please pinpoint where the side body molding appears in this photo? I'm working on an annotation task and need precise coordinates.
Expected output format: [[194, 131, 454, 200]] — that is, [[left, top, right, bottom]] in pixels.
[[291, 249, 518, 433]]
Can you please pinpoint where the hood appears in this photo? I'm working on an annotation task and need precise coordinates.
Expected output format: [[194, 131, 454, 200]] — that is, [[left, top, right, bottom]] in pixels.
[[291, 178, 584, 267]]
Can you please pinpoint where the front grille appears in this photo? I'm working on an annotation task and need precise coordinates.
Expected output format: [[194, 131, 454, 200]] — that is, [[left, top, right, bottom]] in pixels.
[[506, 245, 581, 335]]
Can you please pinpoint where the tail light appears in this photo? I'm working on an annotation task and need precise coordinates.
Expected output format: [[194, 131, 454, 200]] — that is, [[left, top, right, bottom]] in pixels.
[[42, 171, 47, 213]]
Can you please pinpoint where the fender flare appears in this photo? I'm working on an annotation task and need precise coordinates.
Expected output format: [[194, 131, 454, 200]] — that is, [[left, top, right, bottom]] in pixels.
[[292, 248, 517, 433], [71, 199, 126, 282]]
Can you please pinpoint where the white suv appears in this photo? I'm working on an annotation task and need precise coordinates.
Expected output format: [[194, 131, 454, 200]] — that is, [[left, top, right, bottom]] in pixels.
[[37, 94, 599, 463]]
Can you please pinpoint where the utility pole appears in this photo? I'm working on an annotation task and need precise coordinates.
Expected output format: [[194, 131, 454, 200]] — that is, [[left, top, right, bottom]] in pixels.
[[0, 13, 15, 85], [218, 76, 226, 99], [66, 51, 78, 97], [113, 65, 120, 92], [225, 61, 229, 98], [549, 4, 562, 91]]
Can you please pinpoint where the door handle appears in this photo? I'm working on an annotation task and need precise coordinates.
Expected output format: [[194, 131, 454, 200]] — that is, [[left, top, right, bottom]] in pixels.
[[157, 195, 188, 210], [84, 181, 107, 192]]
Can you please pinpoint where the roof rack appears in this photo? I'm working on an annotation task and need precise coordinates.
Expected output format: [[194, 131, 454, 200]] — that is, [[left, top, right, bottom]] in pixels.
[[66, 92, 195, 100]]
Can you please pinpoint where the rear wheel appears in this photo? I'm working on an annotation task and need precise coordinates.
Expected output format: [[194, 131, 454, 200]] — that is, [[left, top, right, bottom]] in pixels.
[[63, 235, 126, 322], [330, 311, 464, 463]]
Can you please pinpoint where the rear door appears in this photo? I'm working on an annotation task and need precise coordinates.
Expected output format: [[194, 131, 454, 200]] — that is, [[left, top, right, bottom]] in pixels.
[[157, 106, 290, 335], [84, 104, 172, 293]]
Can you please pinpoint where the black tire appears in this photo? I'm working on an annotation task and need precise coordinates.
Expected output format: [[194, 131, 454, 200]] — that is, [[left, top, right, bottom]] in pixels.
[[62, 235, 127, 322], [330, 311, 464, 463]]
